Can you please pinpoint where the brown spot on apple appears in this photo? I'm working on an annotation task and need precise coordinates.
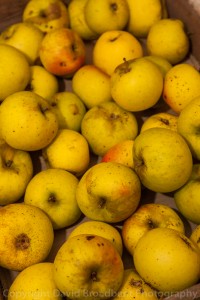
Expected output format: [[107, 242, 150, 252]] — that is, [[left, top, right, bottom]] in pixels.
[[129, 279, 142, 287], [15, 233, 31, 250], [160, 118, 170, 125], [110, 3, 118, 13], [86, 235, 95, 241]]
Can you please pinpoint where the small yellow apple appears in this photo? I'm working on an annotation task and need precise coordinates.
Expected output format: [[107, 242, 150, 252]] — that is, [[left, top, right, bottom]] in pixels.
[[76, 162, 141, 223], [8, 262, 62, 300], [0, 44, 31, 101], [141, 112, 178, 133], [93, 30, 143, 76], [49, 91, 86, 131], [72, 64, 112, 109], [42, 129, 90, 176], [0, 203, 54, 271], [68, 220, 123, 256], [134, 228, 200, 293], [122, 203, 185, 255], [53, 234, 124, 299], [144, 55, 172, 77]]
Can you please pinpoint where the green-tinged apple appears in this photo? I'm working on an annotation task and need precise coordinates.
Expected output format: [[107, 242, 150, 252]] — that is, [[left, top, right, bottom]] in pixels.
[[140, 112, 178, 133], [42, 129, 90, 176], [27, 65, 59, 101], [0, 44, 31, 101], [177, 96, 200, 160], [53, 234, 124, 299], [134, 228, 200, 293], [81, 101, 138, 157], [68, 0, 98, 40], [84, 0, 129, 35], [0, 22, 44, 65], [112, 268, 158, 300], [68, 220, 123, 256], [110, 57, 163, 112], [163, 63, 200, 114], [0, 143, 33, 205], [146, 19, 190, 65], [93, 30, 143, 76], [101, 139, 135, 169], [134, 127, 193, 193], [22, 0, 69, 33], [190, 225, 200, 250], [174, 164, 200, 224], [39, 27, 86, 77], [49, 91, 86, 131], [122, 203, 185, 255], [72, 64, 112, 109], [0, 91, 58, 151], [144, 55, 172, 77], [76, 162, 141, 223], [0, 203, 54, 271], [24, 168, 82, 230]]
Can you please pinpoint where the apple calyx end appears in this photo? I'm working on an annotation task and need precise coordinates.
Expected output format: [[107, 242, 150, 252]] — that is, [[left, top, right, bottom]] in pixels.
[[15, 233, 31, 250], [48, 193, 57, 204], [91, 271, 98, 282]]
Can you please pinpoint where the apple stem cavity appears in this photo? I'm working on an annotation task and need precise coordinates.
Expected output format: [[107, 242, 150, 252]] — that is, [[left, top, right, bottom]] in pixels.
[[91, 271, 98, 282], [48, 193, 57, 204], [98, 197, 106, 209], [110, 3, 118, 13], [147, 219, 156, 229], [15, 233, 31, 250], [5, 159, 13, 168]]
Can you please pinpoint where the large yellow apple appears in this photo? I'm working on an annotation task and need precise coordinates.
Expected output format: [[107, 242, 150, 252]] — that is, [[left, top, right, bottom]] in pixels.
[[140, 112, 178, 133], [126, 0, 163, 38], [0, 44, 31, 101], [68, 0, 98, 40], [122, 203, 185, 255], [49, 91, 86, 131], [22, 0, 69, 33], [53, 234, 124, 299], [68, 220, 123, 256], [177, 96, 200, 160], [134, 228, 200, 293], [163, 63, 200, 114], [72, 64, 112, 109], [42, 129, 90, 176], [93, 30, 143, 76], [76, 162, 141, 223], [0, 203, 54, 271], [0, 22, 44, 65], [134, 127, 193, 193], [110, 57, 163, 112], [0, 143, 33, 205], [81, 101, 138, 157], [0, 91, 58, 151], [39, 27, 86, 77], [8, 262, 62, 300], [84, 0, 129, 35]]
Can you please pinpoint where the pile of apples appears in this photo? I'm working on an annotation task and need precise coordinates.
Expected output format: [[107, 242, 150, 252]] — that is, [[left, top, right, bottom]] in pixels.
[[1, 0, 200, 299]]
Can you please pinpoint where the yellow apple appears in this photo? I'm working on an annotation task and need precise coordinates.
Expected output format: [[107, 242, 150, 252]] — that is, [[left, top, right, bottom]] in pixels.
[[42, 129, 90, 176], [93, 30, 143, 76], [0, 203, 54, 271], [112, 268, 158, 300], [72, 64, 112, 109], [81, 101, 138, 156], [49, 91, 86, 131], [110, 57, 163, 112], [0, 143, 33, 205], [22, 0, 69, 33], [134, 128, 193, 193], [0, 91, 58, 151], [134, 228, 200, 293], [8, 262, 62, 300], [174, 164, 200, 224], [122, 203, 185, 255], [146, 18, 190, 65], [39, 27, 86, 77], [24, 168, 82, 230], [190, 225, 200, 250], [0, 22, 44, 65], [68, 220, 123, 256], [0, 44, 31, 101], [76, 162, 141, 223], [101, 139, 135, 169], [177, 96, 200, 160], [126, 0, 163, 38], [68, 0, 99, 40], [163, 63, 200, 114], [53, 234, 124, 299], [140, 112, 178, 133], [144, 55, 172, 77], [28, 65, 59, 101], [84, 0, 129, 35]]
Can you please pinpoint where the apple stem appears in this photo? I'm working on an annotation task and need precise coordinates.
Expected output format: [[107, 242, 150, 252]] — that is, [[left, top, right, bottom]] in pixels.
[[5, 160, 13, 168], [91, 271, 98, 282]]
